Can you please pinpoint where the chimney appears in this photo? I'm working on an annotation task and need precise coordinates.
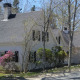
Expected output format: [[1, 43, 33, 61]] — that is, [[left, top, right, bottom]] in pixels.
[[3, 3, 12, 21]]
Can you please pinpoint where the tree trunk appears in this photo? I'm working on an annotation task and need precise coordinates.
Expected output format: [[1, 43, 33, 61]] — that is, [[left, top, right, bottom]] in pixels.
[[68, 0, 71, 72], [68, 38, 72, 72], [24, 51, 30, 73]]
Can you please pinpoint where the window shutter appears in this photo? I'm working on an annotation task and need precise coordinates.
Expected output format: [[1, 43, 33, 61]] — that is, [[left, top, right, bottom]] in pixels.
[[29, 53, 30, 61], [5, 51, 8, 54], [59, 36, 61, 44], [15, 51, 19, 62], [56, 37, 57, 40], [34, 51, 36, 62], [47, 32, 49, 41], [32, 30, 35, 41], [38, 31, 40, 41], [42, 31, 45, 41]]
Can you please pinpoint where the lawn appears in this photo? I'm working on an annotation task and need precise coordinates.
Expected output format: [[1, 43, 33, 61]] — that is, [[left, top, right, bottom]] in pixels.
[[0, 64, 80, 79]]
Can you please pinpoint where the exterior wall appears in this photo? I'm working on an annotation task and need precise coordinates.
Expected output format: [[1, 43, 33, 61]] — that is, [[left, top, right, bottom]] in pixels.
[[71, 47, 80, 64], [24, 18, 57, 51], [28, 28, 57, 51], [64, 47, 80, 64], [0, 43, 24, 70]]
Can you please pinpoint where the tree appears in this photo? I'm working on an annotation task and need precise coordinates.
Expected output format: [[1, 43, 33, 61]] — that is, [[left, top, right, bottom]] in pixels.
[[31, 5, 35, 11], [58, 0, 80, 71], [13, 0, 19, 13], [41, 0, 53, 62], [22, 18, 40, 72], [0, 51, 15, 73], [52, 46, 67, 67], [68, 0, 78, 72], [53, 0, 80, 71], [36, 48, 54, 68], [37, 48, 54, 63], [0, 6, 2, 13], [0, 0, 2, 2]]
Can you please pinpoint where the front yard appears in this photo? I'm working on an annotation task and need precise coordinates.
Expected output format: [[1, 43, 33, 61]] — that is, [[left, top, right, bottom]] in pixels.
[[0, 64, 80, 80]]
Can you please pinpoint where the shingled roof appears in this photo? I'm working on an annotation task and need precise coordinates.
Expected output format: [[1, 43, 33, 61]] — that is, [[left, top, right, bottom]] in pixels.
[[73, 31, 80, 47], [62, 31, 80, 47], [62, 31, 69, 45], [0, 11, 43, 43]]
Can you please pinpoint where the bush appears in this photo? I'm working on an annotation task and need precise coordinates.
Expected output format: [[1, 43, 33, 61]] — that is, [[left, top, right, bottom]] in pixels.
[[37, 48, 54, 63], [52, 46, 67, 67]]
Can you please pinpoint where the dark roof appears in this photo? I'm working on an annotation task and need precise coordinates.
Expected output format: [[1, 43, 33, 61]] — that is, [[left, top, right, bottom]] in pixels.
[[62, 31, 80, 47], [73, 31, 80, 47], [62, 31, 69, 45]]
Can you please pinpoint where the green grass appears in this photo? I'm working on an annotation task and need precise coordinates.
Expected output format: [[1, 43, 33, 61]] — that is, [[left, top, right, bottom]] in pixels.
[[0, 73, 6, 76], [47, 65, 80, 73], [13, 72, 41, 78]]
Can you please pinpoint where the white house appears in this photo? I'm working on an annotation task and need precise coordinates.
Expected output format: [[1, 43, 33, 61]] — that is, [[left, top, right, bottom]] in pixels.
[[51, 26, 80, 64], [0, 3, 61, 70], [1, 3, 80, 71]]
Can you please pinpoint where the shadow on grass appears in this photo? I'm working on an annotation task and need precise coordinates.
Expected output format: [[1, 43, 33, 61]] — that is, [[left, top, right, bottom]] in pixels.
[[41, 77, 61, 80], [70, 77, 80, 79], [0, 76, 28, 80]]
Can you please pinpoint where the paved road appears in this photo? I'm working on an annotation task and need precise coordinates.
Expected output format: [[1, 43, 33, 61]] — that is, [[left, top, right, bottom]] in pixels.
[[26, 71, 80, 80]]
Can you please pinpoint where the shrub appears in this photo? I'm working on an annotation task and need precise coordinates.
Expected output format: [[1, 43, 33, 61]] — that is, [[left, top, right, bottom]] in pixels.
[[37, 48, 54, 63], [0, 51, 16, 73], [52, 46, 67, 67]]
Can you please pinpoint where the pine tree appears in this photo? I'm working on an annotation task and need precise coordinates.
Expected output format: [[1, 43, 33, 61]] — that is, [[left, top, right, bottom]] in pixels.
[[0, 0, 2, 2], [13, 0, 19, 13], [31, 5, 35, 11]]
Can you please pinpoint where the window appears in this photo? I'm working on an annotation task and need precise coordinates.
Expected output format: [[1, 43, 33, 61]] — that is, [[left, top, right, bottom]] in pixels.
[[32, 30, 40, 41], [29, 51, 36, 62], [42, 31, 49, 42], [0, 51, 5, 56], [35, 31, 40, 41], [0, 51, 19, 62], [64, 27, 67, 30]]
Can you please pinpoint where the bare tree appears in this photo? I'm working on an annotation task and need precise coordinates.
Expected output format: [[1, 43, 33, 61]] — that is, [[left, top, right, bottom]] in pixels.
[[41, 0, 55, 61], [68, 0, 78, 71], [22, 18, 40, 72], [58, 0, 80, 71]]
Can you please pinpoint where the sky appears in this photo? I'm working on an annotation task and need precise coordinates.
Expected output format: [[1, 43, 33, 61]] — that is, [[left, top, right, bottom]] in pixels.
[[20, 0, 41, 12], [0, 0, 42, 13]]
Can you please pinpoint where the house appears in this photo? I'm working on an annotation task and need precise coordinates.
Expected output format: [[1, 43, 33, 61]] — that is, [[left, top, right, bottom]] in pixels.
[[57, 26, 80, 64], [0, 3, 60, 70]]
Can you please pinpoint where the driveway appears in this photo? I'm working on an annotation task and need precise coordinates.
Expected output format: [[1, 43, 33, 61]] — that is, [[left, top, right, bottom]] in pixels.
[[26, 71, 80, 80]]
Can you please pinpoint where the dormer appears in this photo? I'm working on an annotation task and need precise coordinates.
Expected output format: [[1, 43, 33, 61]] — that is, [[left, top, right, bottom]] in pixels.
[[63, 27, 69, 34]]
